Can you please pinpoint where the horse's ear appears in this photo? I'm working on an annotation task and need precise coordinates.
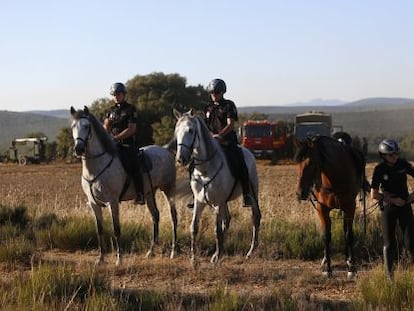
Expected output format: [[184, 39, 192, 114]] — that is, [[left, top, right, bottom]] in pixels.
[[83, 106, 89, 114], [173, 108, 182, 120], [70, 106, 76, 116], [189, 108, 194, 116]]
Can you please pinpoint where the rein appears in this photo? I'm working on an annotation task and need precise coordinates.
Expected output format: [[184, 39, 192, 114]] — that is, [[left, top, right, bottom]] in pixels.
[[180, 116, 229, 205]]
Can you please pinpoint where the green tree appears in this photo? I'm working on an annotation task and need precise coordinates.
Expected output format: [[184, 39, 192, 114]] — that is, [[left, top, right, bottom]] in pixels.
[[56, 127, 73, 160], [89, 98, 113, 121], [88, 72, 209, 146], [152, 116, 176, 145]]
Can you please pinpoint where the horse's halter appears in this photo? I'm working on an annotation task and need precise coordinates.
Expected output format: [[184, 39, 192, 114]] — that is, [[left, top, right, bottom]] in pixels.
[[177, 117, 218, 166], [72, 116, 106, 159]]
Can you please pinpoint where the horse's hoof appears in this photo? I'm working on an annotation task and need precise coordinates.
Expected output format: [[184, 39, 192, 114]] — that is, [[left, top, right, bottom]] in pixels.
[[95, 257, 105, 266], [347, 271, 357, 279], [322, 271, 332, 278], [145, 250, 154, 258], [191, 257, 199, 270], [210, 254, 220, 264]]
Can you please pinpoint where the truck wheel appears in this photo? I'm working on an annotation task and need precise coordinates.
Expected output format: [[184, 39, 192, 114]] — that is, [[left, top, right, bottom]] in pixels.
[[270, 151, 278, 165], [18, 156, 27, 166]]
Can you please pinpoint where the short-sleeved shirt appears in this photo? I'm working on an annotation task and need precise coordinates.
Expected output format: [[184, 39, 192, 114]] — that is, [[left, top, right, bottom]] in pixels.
[[371, 158, 414, 200], [204, 98, 238, 144], [106, 102, 137, 146]]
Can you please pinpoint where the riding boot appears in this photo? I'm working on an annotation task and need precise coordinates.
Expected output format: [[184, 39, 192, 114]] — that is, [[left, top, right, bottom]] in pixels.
[[383, 246, 394, 280], [133, 172, 145, 205]]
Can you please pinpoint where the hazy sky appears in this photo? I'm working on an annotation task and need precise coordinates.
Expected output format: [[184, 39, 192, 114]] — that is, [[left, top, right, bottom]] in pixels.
[[1, 0, 414, 111]]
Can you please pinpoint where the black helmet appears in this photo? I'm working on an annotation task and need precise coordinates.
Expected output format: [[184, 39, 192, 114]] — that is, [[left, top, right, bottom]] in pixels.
[[207, 79, 226, 94], [110, 82, 127, 95], [378, 139, 399, 155]]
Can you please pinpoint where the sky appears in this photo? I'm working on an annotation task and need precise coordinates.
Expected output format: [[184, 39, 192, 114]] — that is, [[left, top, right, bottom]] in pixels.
[[1, 0, 414, 111]]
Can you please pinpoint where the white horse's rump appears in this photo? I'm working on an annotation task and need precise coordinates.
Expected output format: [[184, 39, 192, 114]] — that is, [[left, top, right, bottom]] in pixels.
[[70, 106, 177, 265], [174, 109, 261, 266]]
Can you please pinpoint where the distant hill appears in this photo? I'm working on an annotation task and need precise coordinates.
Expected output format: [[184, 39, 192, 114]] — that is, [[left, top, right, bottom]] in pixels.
[[27, 109, 69, 119], [2, 97, 414, 155], [238, 97, 414, 114], [0, 111, 69, 152]]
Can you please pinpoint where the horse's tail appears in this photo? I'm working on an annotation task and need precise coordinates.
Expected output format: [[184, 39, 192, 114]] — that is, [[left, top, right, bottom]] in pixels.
[[164, 138, 177, 156]]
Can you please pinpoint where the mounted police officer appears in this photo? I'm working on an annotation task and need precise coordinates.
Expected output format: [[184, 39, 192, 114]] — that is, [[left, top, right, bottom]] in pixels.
[[371, 139, 414, 279], [103, 82, 144, 205], [204, 78, 253, 207]]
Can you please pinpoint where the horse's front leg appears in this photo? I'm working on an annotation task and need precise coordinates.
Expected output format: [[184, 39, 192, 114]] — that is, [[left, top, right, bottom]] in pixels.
[[145, 193, 160, 258], [164, 189, 178, 259], [344, 207, 357, 278], [211, 203, 228, 264], [108, 200, 122, 266], [190, 201, 205, 269], [246, 196, 261, 260], [318, 207, 332, 277], [89, 201, 106, 265]]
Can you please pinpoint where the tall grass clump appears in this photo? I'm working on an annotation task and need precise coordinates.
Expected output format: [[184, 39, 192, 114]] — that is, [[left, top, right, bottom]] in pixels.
[[261, 218, 323, 259], [209, 285, 242, 311], [356, 266, 414, 310], [9, 263, 130, 310], [35, 214, 154, 254], [0, 205, 35, 264]]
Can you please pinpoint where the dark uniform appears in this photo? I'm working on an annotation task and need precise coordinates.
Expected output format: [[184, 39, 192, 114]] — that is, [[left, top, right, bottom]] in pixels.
[[204, 98, 252, 205], [106, 102, 144, 202], [371, 158, 414, 277]]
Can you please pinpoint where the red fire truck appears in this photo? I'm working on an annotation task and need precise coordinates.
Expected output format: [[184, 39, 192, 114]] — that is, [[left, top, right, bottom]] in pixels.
[[241, 120, 289, 160]]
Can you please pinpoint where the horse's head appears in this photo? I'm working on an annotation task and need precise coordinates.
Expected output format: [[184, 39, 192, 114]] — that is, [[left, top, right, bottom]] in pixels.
[[70, 106, 92, 157], [173, 109, 197, 166], [294, 138, 321, 201]]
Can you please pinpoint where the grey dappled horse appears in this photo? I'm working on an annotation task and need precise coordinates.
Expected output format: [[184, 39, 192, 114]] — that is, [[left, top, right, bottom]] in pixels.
[[174, 109, 261, 266], [70, 106, 177, 265]]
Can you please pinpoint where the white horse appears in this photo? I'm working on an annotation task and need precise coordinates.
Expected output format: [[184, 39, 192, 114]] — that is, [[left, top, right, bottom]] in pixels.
[[174, 109, 261, 266], [70, 106, 177, 265]]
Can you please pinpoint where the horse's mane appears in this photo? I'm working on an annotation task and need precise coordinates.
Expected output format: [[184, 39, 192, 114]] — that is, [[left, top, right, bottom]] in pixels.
[[294, 136, 338, 163], [194, 115, 217, 157], [74, 109, 117, 156]]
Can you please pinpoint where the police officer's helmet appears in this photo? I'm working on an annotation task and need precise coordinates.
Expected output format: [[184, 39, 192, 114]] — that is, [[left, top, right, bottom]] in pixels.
[[378, 139, 399, 155], [110, 82, 127, 95], [207, 79, 226, 94]]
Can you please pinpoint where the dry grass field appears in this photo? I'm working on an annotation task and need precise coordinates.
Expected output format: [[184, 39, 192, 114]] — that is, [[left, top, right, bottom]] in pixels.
[[0, 160, 398, 309]]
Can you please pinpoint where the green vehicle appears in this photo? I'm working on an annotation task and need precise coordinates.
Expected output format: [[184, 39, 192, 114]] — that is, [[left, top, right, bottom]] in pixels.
[[294, 111, 332, 141], [9, 137, 47, 165]]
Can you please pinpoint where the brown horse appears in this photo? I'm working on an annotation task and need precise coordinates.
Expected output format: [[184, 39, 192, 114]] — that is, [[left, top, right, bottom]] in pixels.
[[295, 136, 365, 278]]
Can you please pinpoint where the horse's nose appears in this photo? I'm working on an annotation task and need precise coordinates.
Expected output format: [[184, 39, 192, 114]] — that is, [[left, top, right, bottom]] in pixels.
[[74, 142, 85, 157], [296, 190, 309, 201]]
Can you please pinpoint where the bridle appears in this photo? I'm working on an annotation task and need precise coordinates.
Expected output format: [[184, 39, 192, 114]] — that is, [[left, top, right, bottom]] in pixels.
[[177, 117, 219, 166], [72, 115, 115, 192], [177, 117, 225, 205], [73, 116, 106, 160]]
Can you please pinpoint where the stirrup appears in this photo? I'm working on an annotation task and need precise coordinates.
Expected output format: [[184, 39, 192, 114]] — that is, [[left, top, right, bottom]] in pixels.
[[134, 193, 145, 205], [243, 194, 254, 207]]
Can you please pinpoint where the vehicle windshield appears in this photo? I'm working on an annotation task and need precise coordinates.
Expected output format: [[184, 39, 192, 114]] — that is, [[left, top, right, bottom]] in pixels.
[[244, 125, 272, 137], [295, 124, 331, 140]]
